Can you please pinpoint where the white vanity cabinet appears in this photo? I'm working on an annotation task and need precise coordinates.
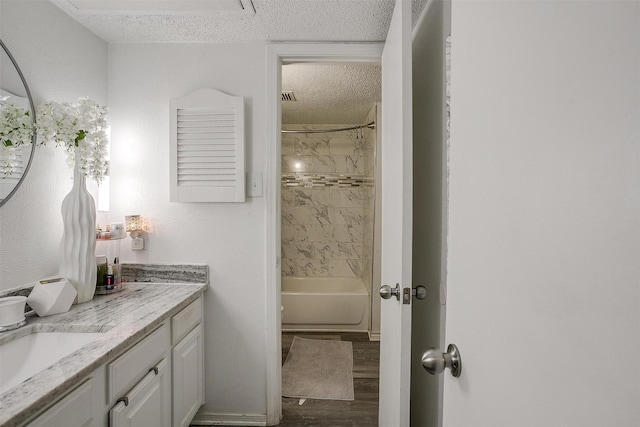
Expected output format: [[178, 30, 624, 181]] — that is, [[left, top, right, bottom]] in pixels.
[[22, 295, 204, 427], [171, 298, 204, 427]]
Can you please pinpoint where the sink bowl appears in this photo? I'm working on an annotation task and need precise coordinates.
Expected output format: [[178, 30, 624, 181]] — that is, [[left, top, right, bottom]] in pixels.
[[0, 332, 103, 394]]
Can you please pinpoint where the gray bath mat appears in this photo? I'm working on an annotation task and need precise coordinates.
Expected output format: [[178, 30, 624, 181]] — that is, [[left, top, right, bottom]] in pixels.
[[282, 336, 354, 401]]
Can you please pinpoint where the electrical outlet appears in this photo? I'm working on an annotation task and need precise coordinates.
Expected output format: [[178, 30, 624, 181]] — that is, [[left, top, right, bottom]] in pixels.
[[131, 236, 145, 251]]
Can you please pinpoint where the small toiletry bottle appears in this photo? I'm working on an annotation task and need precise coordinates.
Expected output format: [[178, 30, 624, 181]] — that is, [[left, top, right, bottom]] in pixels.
[[96, 255, 108, 291], [106, 264, 114, 290], [112, 257, 122, 288]]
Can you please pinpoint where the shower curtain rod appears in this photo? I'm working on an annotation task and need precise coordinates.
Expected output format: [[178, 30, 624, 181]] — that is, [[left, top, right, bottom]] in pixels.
[[281, 121, 375, 134]]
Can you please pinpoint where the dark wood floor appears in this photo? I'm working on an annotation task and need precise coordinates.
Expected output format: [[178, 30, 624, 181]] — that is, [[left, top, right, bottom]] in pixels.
[[211, 332, 380, 427], [278, 332, 380, 427]]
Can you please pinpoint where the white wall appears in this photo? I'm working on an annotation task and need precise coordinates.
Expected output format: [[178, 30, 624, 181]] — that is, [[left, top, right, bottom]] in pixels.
[[0, 1, 108, 291], [107, 43, 268, 419], [445, 1, 639, 426]]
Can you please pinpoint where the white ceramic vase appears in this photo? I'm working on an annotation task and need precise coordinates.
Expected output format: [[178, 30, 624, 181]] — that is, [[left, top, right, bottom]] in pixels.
[[59, 149, 96, 304]]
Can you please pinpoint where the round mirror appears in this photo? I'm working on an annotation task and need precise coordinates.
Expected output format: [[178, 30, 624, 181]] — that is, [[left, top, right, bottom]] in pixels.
[[0, 38, 36, 207]]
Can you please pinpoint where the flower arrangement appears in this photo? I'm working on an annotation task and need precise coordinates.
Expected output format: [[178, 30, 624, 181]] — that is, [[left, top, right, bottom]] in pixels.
[[0, 97, 34, 178], [36, 97, 109, 184]]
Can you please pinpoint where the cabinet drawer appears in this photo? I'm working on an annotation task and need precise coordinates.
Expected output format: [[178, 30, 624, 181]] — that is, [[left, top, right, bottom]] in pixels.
[[172, 297, 202, 345], [109, 357, 171, 427], [108, 323, 170, 401]]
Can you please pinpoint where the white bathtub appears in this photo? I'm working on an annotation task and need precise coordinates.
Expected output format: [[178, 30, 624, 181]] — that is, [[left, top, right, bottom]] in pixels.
[[281, 276, 370, 332]]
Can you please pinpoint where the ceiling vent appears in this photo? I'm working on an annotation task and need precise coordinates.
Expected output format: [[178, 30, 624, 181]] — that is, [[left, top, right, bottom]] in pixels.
[[281, 91, 297, 102]]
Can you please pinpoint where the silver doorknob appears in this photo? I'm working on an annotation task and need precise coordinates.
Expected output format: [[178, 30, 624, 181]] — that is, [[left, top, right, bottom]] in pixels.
[[412, 285, 427, 300], [421, 344, 462, 377], [379, 283, 400, 301]]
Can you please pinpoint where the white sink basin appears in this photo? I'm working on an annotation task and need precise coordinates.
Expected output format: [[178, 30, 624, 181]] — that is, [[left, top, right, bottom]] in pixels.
[[0, 332, 103, 394]]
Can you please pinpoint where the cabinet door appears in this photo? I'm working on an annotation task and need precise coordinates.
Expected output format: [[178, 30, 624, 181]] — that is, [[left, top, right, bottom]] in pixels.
[[172, 324, 204, 427], [109, 357, 171, 427], [28, 379, 94, 427]]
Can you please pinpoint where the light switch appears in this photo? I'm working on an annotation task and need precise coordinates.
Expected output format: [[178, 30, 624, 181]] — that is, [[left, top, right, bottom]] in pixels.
[[248, 172, 263, 198]]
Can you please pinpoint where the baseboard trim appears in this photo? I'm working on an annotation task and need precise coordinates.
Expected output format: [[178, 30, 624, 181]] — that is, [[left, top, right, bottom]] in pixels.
[[368, 331, 380, 341], [191, 412, 267, 426]]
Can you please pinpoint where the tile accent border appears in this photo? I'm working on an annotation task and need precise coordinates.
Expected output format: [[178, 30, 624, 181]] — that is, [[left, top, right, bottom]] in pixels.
[[282, 173, 373, 188]]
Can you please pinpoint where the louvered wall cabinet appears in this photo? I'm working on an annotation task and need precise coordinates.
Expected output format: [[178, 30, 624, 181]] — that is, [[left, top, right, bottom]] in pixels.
[[170, 88, 245, 203]]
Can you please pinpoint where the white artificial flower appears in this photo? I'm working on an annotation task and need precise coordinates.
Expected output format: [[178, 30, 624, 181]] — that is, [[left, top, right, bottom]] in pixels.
[[36, 97, 109, 183], [0, 100, 34, 178]]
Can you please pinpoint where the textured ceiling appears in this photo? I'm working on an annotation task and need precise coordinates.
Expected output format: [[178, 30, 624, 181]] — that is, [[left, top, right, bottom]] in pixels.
[[54, 0, 398, 43], [282, 63, 381, 124], [52, 0, 428, 124]]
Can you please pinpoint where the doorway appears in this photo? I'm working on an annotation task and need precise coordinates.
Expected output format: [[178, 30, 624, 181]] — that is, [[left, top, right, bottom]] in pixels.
[[266, 5, 448, 421], [265, 44, 384, 425], [279, 62, 381, 336]]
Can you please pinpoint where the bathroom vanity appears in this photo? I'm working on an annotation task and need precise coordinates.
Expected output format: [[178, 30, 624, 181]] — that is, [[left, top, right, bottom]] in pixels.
[[0, 282, 207, 427]]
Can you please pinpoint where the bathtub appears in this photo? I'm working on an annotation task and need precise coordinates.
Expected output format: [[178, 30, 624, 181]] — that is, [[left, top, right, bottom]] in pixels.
[[281, 276, 370, 332]]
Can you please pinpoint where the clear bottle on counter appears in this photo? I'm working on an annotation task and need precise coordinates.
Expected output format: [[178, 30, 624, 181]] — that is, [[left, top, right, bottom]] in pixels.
[[112, 257, 122, 288], [96, 255, 108, 293]]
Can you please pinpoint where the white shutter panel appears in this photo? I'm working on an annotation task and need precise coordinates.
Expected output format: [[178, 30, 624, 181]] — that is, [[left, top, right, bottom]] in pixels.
[[170, 88, 245, 202]]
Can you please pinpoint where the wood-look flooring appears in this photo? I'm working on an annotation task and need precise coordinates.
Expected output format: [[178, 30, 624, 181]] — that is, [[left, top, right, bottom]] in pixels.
[[278, 332, 380, 427], [210, 332, 380, 427]]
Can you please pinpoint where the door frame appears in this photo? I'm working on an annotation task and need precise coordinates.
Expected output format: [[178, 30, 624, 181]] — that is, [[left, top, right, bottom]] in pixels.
[[264, 42, 384, 425]]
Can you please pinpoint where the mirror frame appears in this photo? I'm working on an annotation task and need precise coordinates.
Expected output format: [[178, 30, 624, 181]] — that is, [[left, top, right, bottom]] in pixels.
[[0, 38, 37, 208]]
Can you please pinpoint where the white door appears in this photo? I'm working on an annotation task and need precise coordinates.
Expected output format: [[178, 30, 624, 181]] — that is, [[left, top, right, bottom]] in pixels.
[[378, 0, 413, 425], [443, 1, 640, 426]]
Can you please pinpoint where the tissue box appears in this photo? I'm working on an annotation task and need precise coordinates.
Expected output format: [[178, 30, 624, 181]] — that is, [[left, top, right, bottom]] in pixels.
[[27, 278, 77, 317]]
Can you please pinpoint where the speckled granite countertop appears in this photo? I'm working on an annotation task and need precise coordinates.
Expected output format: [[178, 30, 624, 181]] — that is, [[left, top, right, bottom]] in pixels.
[[0, 281, 208, 427]]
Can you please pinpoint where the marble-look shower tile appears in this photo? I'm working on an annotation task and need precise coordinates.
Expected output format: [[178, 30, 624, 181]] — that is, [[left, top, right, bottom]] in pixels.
[[334, 155, 364, 174], [333, 224, 364, 243], [296, 137, 331, 155], [282, 155, 312, 173], [362, 243, 373, 260], [329, 138, 364, 156], [282, 241, 315, 260], [364, 156, 376, 175], [312, 242, 362, 260], [363, 223, 374, 244], [348, 259, 364, 277], [330, 207, 364, 226], [351, 156, 366, 174], [280, 122, 378, 280], [282, 258, 297, 276], [311, 155, 336, 173], [282, 207, 309, 226], [312, 242, 342, 260], [363, 188, 375, 205], [304, 224, 335, 242], [281, 224, 296, 245], [308, 207, 332, 225], [294, 188, 331, 208], [296, 259, 329, 276], [331, 189, 365, 208], [291, 224, 310, 242], [281, 188, 296, 207], [328, 260, 363, 277], [282, 137, 296, 155]]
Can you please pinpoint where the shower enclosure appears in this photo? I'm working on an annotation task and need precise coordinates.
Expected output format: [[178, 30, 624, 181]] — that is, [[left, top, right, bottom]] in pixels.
[[280, 104, 381, 334]]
